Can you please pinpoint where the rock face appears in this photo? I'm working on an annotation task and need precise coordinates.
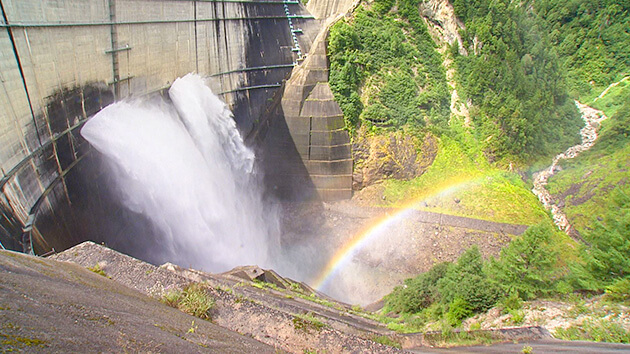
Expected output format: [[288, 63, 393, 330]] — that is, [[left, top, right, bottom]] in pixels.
[[419, 0, 466, 54], [352, 131, 437, 190]]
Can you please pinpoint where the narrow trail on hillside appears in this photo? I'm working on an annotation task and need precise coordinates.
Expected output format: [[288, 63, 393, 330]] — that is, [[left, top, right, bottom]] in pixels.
[[532, 101, 607, 236]]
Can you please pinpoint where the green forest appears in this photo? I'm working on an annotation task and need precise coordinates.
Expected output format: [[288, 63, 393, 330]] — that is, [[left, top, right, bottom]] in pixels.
[[328, 4, 450, 133], [328, 0, 630, 342]]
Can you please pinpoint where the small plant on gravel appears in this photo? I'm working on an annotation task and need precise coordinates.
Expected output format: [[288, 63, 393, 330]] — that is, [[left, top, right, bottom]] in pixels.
[[289, 282, 303, 293], [508, 309, 525, 325], [187, 320, 198, 334], [87, 264, 109, 278], [522, 345, 533, 354], [351, 304, 364, 312], [161, 283, 214, 320], [469, 321, 481, 331]]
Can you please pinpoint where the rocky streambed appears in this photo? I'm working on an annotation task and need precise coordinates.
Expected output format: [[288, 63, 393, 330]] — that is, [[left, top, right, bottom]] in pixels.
[[532, 101, 607, 235]]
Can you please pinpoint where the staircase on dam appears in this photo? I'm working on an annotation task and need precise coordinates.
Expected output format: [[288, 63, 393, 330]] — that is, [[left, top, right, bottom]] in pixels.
[[0, 0, 351, 255]]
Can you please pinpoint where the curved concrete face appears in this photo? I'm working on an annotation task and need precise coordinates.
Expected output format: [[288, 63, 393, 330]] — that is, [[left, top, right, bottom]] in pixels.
[[0, 0, 332, 255]]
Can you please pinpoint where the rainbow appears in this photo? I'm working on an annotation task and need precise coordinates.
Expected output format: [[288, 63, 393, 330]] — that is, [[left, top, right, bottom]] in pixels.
[[311, 177, 483, 291]]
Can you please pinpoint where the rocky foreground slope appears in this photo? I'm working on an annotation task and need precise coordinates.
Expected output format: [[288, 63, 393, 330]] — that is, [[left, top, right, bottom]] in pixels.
[[0, 248, 272, 352], [3, 243, 629, 353]]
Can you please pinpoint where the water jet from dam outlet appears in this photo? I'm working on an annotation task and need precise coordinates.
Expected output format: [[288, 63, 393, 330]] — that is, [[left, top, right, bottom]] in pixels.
[[81, 74, 282, 272]]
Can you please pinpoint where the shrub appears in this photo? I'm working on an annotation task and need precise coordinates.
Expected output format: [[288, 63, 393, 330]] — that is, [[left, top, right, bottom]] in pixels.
[[161, 283, 214, 320], [438, 246, 500, 313], [500, 292, 523, 314], [385, 262, 451, 313]]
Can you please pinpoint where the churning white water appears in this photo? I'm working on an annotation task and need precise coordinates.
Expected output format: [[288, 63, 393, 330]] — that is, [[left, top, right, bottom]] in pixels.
[[81, 74, 280, 271]]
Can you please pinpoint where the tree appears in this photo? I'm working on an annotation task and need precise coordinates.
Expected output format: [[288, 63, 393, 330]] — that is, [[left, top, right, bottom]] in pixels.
[[438, 246, 500, 313], [486, 222, 559, 300]]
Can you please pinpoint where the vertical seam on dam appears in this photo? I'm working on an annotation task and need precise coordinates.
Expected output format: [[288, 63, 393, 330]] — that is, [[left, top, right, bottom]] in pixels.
[[108, 0, 119, 98], [0, 0, 42, 147]]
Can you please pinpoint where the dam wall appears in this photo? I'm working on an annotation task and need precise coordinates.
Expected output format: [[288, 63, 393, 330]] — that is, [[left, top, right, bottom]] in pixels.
[[0, 0, 351, 256]]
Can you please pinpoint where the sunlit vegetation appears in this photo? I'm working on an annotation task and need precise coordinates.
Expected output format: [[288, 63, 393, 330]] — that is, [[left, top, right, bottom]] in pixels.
[[380, 125, 549, 225], [451, 0, 582, 162], [331, 0, 630, 343], [533, 0, 630, 99], [328, 3, 450, 134], [383, 223, 575, 327], [161, 283, 215, 320]]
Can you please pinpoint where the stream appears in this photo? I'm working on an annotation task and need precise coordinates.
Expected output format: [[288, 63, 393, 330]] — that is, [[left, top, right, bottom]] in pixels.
[[532, 101, 607, 235]]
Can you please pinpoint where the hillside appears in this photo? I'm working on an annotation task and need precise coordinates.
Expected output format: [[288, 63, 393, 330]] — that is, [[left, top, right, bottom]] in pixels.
[[326, 0, 630, 344]]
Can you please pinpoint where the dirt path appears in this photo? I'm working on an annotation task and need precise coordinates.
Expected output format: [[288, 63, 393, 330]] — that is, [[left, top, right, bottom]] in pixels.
[[531, 101, 607, 235]]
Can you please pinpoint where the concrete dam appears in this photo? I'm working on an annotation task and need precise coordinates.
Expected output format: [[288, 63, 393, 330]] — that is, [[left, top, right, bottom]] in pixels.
[[0, 0, 354, 256]]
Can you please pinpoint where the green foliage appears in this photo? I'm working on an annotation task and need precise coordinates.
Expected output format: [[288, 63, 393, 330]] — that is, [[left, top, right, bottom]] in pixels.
[[571, 188, 630, 290], [445, 298, 473, 326], [385, 262, 450, 313], [161, 283, 215, 320], [328, 5, 450, 133], [486, 222, 560, 300], [385, 247, 500, 326], [451, 0, 582, 161], [604, 278, 630, 304], [438, 246, 500, 313], [554, 319, 630, 343], [534, 0, 630, 97]]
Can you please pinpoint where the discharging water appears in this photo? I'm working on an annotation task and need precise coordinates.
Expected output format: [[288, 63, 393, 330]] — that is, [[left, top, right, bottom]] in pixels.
[[81, 74, 280, 272]]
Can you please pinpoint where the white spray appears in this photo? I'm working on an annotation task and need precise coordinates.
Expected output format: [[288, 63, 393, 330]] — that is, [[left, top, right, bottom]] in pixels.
[[81, 74, 280, 271]]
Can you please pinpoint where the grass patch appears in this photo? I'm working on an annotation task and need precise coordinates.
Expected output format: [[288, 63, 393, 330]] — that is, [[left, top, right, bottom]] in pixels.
[[161, 283, 215, 320], [554, 319, 630, 343], [292, 313, 327, 333], [294, 293, 344, 311], [424, 328, 497, 347]]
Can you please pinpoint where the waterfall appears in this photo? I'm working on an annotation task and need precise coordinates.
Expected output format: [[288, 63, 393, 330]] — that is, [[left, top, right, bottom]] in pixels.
[[81, 74, 280, 271]]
